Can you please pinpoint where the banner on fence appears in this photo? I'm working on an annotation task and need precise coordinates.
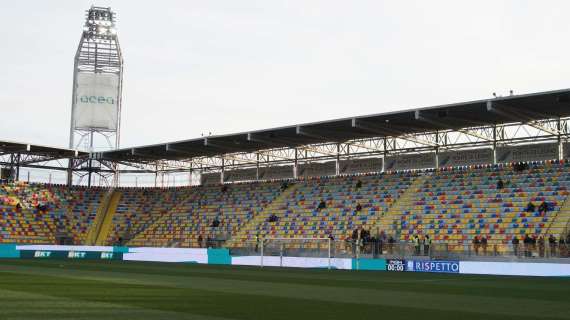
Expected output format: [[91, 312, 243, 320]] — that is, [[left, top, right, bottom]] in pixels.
[[258, 165, 294, 180], [223, 168, 257, 182], [438, 149, 494, 167], [496, 143, 559, 163], [297, 161, 336, 178], [339, 158, 383, 174], [200, 172, 221, 185], [385, 153, 436, 171]]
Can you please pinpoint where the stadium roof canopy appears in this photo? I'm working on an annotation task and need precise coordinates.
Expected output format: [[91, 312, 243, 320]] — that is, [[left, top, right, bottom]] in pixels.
[[0, 140, 85, 159], [99, 88, 570, 162]]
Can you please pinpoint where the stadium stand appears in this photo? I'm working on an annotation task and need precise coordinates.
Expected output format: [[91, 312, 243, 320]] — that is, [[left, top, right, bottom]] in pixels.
[[1, 161, 570, 255], [127, 181, 283, 248], [0, 182, 106, 244], [105, 187, 188, 245], [227, 172, 416, 247], [394, 161, 570, 251]]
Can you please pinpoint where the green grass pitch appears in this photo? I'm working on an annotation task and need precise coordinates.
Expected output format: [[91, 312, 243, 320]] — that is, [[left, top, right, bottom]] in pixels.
[[0, 259, 568, 320]]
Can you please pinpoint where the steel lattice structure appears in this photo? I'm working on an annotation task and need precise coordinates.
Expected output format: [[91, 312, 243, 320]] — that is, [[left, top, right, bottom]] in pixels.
[[2, 6, 570, 188], [2, 90, 570, 187], [68, 6, 124, 187]]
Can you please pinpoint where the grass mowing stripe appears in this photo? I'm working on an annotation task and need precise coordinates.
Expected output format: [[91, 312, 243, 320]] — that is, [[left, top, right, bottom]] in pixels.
[[0, 271, 563, 320], [0, 260, 568, 319], [0, 287, 235, 320], [1, 260, 567, 302]]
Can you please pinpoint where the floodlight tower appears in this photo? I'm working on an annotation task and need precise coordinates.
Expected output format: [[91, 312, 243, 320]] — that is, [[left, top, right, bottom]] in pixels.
[[68, 6, 123, 186]]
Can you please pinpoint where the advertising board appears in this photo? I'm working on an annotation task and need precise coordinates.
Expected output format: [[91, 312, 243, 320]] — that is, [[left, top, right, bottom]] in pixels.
[[386, 259, 406, 272], [407, 260, 460, 273], [74, 73, 119, 130], [19, 250, 122, 260]]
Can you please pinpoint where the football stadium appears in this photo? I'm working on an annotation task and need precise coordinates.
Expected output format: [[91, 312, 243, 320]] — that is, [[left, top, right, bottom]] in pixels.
[[1, 3, 570, 320]]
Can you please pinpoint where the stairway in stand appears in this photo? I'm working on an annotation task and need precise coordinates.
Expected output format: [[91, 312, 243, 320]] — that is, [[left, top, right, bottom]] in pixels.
[[226, 183, 301, 247], [544, 191, 570, 240], [94, 190, 122, 245], [85, 189, 122, 245], [367, 173, 430, 238]]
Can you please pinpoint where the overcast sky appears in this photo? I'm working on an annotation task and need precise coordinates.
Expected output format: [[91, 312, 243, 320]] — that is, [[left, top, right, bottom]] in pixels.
[[1, 0, 568, 151]]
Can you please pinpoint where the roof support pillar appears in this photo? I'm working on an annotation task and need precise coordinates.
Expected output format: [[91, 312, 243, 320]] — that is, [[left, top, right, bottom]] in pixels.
[[558, 118, 563, 160], [492, 125, 497, 164], [294, 149, 298, 179], [221, 158, 225, 184], [382, 137, 387, 172], [154, 163, 158, 188], [256, 153, 260, 180], [15, 153, 21, 181], [336, 143, 340, 175], [67, 158, 73, 187], [435, 131, 439, 170]]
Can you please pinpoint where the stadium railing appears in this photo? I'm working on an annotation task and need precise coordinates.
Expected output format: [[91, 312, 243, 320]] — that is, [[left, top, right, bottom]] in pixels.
[[224, 239, 570, 261]]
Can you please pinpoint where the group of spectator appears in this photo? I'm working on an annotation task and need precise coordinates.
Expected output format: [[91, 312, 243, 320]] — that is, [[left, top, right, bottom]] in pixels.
[[346, 227, 400, 257], [472, 235, 489, 255], [525, 200, 551, 214], [512, 234, 570, 258], [196, 233, 220, 248], [513, 162, 530, 172], [411, 234, 432, 256]]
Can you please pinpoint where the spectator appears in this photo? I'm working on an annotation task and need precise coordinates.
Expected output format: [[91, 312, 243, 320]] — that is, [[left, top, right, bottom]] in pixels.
[[559, 237, 567, 257], [221, 185, 228, 193], [352, 226, 363, 256], [512, 236, 520, 256], [355, 179, 362, 190], [317, 199, 326, 211], [413, 235, 421, 255], [268, 214, 278, 223], [525, 201, 535, 212], [423, 235, 431, 256], [497, 178, 504, 190], [548, 235, 557, 257], [375, 232, 384, 257], [538, 201, 549, 214], [280, 181, 289, 191], [211, 218, 220, 228], [481, 236, 488, 255], [538, 236, 545, 258], [361, 228, 371, 253], [355, 203, 362, 212], [513, 162, 529, 172], [472, 236, 480, 255], [523, 234, 532, 257], [388, 235, 395, 254], [255, 232, 261, 252], [197, 234, 203, 248]]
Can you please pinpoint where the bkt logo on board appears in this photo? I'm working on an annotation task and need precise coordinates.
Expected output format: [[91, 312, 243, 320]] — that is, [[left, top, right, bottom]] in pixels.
[[33, 251, 51, 258], [68, 251, 87, 259], [101, 252, 114, 259], [79, 96, 115, 104]]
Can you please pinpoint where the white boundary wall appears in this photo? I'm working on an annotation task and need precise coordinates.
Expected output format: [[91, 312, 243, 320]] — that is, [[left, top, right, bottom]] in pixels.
[[123, 247, 209, 263], [231, 256, 352, 270], [460, 261, 570, 277]]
